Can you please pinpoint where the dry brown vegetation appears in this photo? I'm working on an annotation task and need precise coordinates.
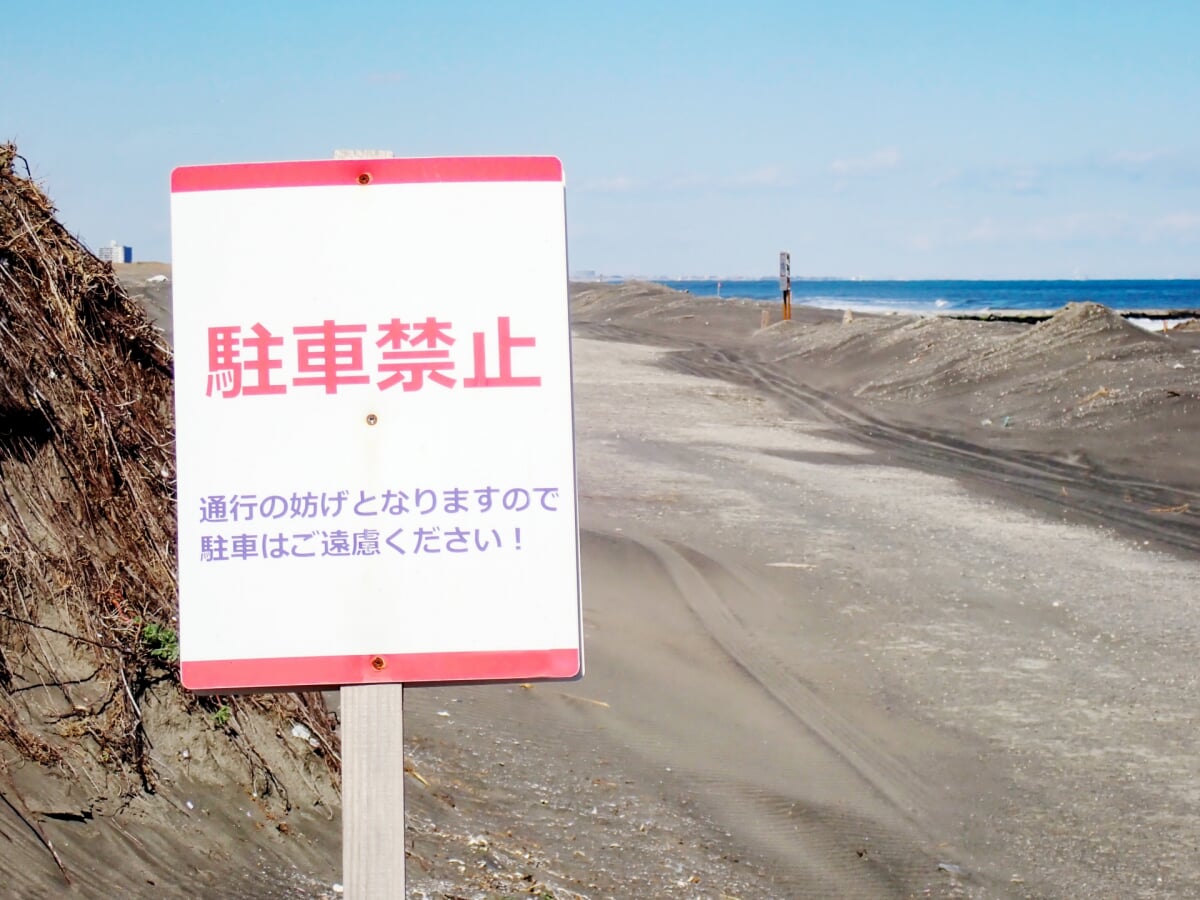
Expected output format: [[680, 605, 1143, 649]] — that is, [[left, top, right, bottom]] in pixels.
[[0, 145, 339, 878]]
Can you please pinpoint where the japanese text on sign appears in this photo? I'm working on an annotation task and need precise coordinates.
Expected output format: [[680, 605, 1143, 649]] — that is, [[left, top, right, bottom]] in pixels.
[[199, 526, 522, 562], [196, 483, 560, 563], [198, 485, 560, 521], [206, 315, 539, 397]]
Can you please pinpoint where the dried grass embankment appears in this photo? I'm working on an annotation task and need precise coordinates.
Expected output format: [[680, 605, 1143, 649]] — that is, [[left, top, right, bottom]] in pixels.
[[0, 145, 339, 873]]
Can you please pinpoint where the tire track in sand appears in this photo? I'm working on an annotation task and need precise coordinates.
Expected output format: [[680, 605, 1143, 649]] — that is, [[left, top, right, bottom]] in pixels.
[[626, 531, 994, 896], [574, 323, 1200, 554], [662, 342, 1200, 556]]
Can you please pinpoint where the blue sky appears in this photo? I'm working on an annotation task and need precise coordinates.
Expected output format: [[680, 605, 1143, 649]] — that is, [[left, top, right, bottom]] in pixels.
[[5, 1, 1200, 278]]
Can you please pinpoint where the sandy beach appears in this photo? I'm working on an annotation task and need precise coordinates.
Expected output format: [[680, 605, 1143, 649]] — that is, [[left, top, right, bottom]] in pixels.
[[397, 282, 1200, 897], [4, 273, 1200, 897]]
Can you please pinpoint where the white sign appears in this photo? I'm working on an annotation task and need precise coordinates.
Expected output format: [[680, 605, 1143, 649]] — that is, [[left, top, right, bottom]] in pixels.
[[170, 157, 581, 691]]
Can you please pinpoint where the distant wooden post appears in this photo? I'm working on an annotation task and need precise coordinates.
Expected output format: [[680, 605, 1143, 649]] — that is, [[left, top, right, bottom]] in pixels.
[[780, 251, 792, 321]]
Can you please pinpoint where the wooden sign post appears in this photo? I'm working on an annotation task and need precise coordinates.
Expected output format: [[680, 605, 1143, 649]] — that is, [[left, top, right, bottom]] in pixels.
[[170, 156, 584, 898], [343, 683, 406, 896], [780, 251, 792, 321]]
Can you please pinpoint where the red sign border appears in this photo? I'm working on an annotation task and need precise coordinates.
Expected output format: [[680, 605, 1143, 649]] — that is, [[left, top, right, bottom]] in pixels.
[[172, 156, 563, 193], [182, 648, 580, 692]]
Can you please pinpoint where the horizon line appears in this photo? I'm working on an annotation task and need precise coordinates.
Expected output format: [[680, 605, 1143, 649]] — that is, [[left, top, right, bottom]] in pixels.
[[571, 274, 1200, 283]]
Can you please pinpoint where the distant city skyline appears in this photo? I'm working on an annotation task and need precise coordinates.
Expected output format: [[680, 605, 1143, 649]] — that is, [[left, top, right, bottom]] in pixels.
[[6, 1, 1200, 279]]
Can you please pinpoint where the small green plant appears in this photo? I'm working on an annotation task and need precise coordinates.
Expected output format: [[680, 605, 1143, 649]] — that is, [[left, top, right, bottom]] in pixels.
[[142, 622, 179, 665], [211, 704, 232, 727]]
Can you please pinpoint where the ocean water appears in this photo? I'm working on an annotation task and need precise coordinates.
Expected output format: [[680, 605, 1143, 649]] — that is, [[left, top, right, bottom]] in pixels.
[[653, 279, 1200, 316]]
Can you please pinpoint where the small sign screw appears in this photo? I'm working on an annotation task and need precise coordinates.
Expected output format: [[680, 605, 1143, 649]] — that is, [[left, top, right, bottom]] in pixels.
[[365, 413, 378, 426], [357, 172, 372, 185], [370, 656, 386, 670]]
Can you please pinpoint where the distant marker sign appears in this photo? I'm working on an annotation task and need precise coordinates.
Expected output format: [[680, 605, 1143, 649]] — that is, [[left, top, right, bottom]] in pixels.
[[170, 157, 581, 691]]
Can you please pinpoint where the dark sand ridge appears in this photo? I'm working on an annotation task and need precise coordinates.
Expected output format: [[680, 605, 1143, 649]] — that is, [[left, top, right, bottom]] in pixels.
[[4, 214, 1200, 898], [574, 282, 1200, 552]]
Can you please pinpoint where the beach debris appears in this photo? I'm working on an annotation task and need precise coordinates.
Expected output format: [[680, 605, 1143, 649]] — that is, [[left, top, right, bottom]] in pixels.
[[403, 761, 429, 787], [1002, 415, 1013, 427], [1079, 386, 1111, 405], [1148, 502, 1190, 514], [560, 693, 610, 708], [146, 274, 168, 283], [842, 309, 855, 324], [766, 561, 818, 569], [936, 861, 967, 877], [289, 721, 322, 749]]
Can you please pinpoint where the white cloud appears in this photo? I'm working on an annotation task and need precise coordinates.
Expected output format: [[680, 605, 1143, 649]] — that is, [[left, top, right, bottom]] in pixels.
[[1102, 150, 1200, 190], [930, 168, 963, 189], [1153, 211, 1200, 233], [576, 175, 638, 193], [830, 147, 900, 176], [728, 165, 788, 187], [934, 163, 1042, 195], [1004, 166, 1040, 194], [958, 211, 1199, 246], [1027, 211, 1128, 241], [662, 173, 712, 191], [658, 167, 793, 192], [1110, 149, 1164, 166], [966, 217, 1001, 242]]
